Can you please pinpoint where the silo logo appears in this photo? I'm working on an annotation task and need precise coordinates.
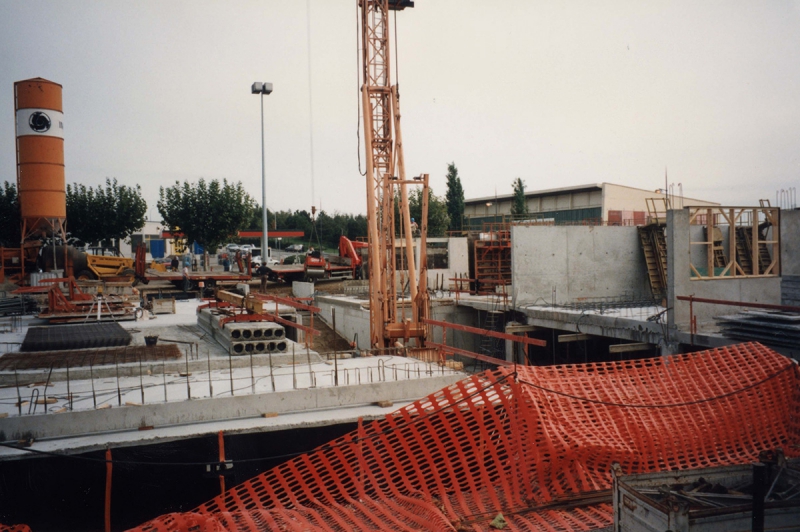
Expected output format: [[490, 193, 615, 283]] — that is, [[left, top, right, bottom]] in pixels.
[[28, 111, 51, 133]]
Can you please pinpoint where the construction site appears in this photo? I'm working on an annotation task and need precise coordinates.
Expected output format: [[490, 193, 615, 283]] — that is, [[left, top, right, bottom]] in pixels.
[[2, 1, 800, 532]]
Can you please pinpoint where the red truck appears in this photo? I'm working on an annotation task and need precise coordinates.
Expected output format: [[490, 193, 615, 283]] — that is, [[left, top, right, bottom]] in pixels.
[[267, 236, 367, 284]]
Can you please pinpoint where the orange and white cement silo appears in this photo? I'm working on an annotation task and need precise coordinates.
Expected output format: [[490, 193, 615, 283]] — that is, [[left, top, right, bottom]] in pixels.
[[14, 77, 67, 241]]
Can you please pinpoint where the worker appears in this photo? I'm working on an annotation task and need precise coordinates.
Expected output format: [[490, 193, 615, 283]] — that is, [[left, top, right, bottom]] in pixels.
[[182, 264, 190, 292], [255, 263, 269, 293], [222, 256, 230, 272], [183, 250, 191, 269], [170, 255, 179, 272], [410, 217, 419, 235]]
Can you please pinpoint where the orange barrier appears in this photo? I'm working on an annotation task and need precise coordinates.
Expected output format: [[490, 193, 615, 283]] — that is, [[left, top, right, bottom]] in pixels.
[[130, 342, 800, 531]]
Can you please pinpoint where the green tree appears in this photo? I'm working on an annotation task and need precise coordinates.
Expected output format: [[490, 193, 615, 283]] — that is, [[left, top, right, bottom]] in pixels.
[[346, 214, 367, 241], [0, 181, 21, 246], [66, 178, 147, 249], [410, 187, 450, 237], [157, 178, 254, 253], [444, 162, 465, 231], [511, 177, 528, 218]]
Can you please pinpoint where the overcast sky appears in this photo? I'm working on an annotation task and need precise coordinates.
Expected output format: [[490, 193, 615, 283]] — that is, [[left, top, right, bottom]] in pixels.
[[1, 1, 798, 218]]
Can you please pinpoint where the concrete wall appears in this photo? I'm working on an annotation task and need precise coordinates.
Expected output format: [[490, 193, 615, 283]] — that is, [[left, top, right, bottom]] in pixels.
[[316, 296, 370, 350], [511, 225, 650, 305], [316, 296, 479, 353], [422, 237, 469, 290], [781, 210, 800, 276], [667, 209, 782, 332], [780, 210, 800, 307], [394, 238, 469, 290]]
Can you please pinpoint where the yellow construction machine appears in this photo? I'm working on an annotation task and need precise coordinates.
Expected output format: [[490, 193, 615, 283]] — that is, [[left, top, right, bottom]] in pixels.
[[41, 246, 135, 281]]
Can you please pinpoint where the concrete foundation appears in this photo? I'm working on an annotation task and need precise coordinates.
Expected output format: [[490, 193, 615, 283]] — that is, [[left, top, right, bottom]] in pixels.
[[0, 374, 464, 443]]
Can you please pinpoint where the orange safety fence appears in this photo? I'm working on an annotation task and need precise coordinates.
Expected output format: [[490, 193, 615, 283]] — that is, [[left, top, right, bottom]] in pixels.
[[120, 342, 799, 531]]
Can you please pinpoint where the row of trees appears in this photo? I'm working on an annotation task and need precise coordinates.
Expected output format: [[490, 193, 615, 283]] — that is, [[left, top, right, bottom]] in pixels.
[[0, 162, 510, 252], [0, 178, 147, 248], [66, 179, 147, 248]]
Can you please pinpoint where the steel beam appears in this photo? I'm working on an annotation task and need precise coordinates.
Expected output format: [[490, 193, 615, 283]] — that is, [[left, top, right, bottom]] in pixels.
[[426, 341, 513, 366], [423, 318, 547, 347]]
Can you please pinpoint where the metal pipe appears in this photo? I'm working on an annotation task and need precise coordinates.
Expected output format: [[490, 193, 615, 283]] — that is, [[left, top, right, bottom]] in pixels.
[[138, 354, 145, 404], [249, 348, 255, 394], [765, 465, 784, 501], [66, 363, 72, 410], [333, 308, 338, 386], [14, 364, 22, 416], [260, 92, 269, 257], [207, 350, 213, 397], [677, 295, 800, 312], [752, 462, 766, 532], [228, 350, 234, 396], [268, 349, 275, 391], [185, 346, 191, 400], [91, 361, 97, 408], [43, 364, 54, 408], [306, 343, 314, 388], [114, 356, 121, 406], [162, 358, 167, 403], [423, 317, 547, 347]]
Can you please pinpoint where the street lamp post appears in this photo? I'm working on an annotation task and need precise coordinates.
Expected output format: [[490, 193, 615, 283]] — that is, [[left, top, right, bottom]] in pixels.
[[252, 81, 273, 260]]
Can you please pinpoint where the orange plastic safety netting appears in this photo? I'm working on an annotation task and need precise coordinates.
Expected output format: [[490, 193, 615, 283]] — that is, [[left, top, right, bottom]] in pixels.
[[131, 342, 800, 532]]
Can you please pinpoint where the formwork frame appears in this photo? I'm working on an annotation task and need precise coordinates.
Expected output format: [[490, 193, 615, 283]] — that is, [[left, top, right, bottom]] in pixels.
[[688, 206, 780, 279]]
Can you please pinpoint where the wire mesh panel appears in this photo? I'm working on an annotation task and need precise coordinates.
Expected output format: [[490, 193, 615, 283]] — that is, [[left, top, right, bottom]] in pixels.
[[130, 342, 800, 532]]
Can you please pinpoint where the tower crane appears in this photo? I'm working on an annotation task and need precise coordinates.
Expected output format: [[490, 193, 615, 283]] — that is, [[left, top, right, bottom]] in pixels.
[[359, 0, 429, 349]]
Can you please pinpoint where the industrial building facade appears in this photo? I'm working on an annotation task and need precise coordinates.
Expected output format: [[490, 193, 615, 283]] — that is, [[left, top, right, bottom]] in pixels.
[[464, 182, 719, 229]]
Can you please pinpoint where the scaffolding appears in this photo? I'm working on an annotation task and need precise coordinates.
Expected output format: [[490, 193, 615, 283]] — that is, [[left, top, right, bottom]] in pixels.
[[474, 222, 511, 291]]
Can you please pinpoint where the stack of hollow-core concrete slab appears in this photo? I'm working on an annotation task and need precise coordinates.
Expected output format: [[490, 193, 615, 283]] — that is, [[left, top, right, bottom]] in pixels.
[[197, 308, 288, 356]]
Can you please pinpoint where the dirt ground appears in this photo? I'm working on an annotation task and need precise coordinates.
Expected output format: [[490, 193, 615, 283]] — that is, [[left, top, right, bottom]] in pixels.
[[262, 280, 352, 353]]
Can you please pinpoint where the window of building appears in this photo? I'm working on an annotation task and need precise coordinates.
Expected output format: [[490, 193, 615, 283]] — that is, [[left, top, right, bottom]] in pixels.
[[131, 234, 162, 253], [427, 241, 449, 270]]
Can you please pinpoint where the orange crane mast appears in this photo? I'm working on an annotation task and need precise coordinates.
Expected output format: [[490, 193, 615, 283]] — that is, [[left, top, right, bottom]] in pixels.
[[359, 0, 429, 348]]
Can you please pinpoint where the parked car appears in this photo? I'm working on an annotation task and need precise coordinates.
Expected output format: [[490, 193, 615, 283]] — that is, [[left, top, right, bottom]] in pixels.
[[285, 244, 304, 253], [250, 248, 278, 268], [219, 243, 241, 260]]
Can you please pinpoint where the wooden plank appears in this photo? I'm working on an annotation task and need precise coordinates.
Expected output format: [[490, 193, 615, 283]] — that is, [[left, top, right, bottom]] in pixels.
[[504, 324, 539, 333], [558, 333, 591, 343], [609, 342, 653, 354]]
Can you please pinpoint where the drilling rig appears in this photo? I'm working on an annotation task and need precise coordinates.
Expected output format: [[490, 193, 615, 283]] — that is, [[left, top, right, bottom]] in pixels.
[[359, 0, 429, 349]]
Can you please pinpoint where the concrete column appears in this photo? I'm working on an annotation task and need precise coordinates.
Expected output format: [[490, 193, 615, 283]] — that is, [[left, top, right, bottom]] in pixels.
[[781, 209, 800, 276], [666, 209, 690, 341]]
